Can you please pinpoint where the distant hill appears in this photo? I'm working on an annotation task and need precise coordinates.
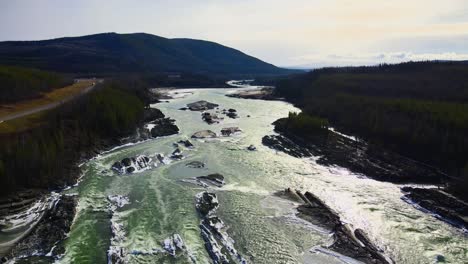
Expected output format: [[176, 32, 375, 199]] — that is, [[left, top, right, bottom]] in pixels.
[[0, 33, 293, 76]]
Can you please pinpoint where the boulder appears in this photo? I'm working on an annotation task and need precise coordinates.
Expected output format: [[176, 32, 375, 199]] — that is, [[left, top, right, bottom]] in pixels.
[[247, 145, 257, 151], [196, 192, 219, 216], [122, 158, 132, 167], [178, 140, 194, 148], [192, 130, 217, 139], [170, 148, 184, 160], [202, 112, 222, 124], [221, 127, 241, 136], [186, 101, 219, 111], [226, 112, 238, 119]]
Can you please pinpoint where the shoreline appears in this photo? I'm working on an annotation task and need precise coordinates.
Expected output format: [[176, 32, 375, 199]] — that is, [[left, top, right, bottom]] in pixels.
[[261, 117, 468, 233]]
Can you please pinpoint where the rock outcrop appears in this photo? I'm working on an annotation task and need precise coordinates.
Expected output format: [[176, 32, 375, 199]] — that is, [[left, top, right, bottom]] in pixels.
[[143, 108, 165, 122], [195, 192, 247, 264], [149, 118, 179, 138], [112, 155, 152, 174], [263, 124, 447, 184], [226, 87, 277, 100], [107, 195, 130, 264], [0, 189, 44, 218], [262, 135, 311, 158], [280, 189, 393, 264], [6, 195, 78, 262], [401, 187, 468, 231]]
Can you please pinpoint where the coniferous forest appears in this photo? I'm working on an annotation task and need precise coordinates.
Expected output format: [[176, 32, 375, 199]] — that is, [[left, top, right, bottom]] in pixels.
[[0, 65, 71, 103], [0, 80, 147, 195], [274, 61, 468, 200]]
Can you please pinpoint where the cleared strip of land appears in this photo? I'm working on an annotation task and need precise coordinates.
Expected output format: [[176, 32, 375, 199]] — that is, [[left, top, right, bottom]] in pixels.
[[0, 80, 98, 133], [0, 80, 96, 122]]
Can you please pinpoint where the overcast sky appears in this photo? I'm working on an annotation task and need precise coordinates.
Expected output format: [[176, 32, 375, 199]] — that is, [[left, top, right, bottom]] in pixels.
[[1, 0, 467, 67]]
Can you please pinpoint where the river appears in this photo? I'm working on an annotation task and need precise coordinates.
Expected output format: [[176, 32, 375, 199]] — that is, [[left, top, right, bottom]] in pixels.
[[4, 87, 467, 263]]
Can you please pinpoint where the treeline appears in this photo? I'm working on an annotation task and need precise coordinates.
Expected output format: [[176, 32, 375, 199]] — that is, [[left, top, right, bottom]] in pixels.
[[0, 81, 146, 195], [274, 61, 468, 200], [0, 65, 71, 103], [274, 112, 329, 137]]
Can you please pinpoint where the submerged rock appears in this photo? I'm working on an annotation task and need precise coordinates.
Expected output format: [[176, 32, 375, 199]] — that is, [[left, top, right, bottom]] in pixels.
[[162, 234, 187, 257], [401, 187, 468, 230], [107, 195, 130, 208], [186, 161, 205, 169], [181, 173, 225, 189], [186, 101, 219, 111], [192, 130, 217, 139], [197, 173, 225, 187]]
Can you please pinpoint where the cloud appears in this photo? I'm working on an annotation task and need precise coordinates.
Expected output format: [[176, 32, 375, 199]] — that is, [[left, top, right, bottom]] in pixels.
[[290, 52, 468, 68]]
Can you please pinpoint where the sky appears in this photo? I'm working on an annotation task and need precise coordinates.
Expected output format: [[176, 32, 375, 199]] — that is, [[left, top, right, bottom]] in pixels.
[[1, 0, 468, 68]]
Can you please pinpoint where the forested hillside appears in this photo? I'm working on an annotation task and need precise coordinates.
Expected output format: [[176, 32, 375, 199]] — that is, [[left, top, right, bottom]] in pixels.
[[0, 81, 147, 195], [0, 65, 71, 103], [0, 33, 293, 76], [275, 61, 468, 199]]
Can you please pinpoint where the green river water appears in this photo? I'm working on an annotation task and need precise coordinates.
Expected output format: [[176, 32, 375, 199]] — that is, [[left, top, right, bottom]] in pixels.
[[3, 87, 467, 264]]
